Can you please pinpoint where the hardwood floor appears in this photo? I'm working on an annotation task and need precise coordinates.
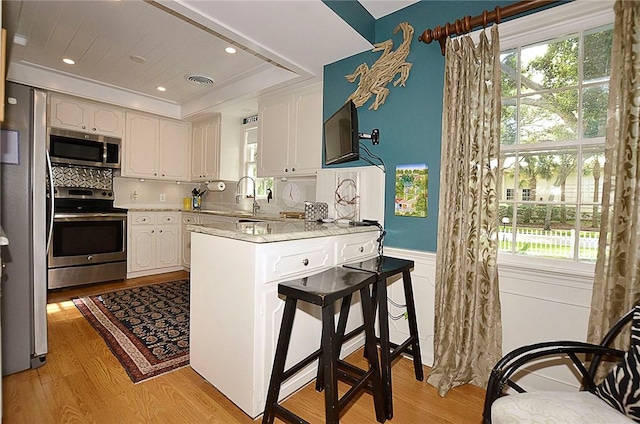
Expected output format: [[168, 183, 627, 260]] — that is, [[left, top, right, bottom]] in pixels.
[[3, 271, 486, 423]]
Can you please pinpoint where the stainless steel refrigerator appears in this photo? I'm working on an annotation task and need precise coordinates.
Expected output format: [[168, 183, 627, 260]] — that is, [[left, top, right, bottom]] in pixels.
[[0, 82, 48, 375]]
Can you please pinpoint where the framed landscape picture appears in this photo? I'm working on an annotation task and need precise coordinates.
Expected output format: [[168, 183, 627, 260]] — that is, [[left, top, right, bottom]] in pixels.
[[395, 163, 428, 217]]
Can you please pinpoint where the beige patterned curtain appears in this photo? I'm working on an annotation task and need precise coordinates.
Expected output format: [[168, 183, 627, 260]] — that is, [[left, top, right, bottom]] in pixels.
[[588, 0, 640, 350], [426, 25, 503, 397]]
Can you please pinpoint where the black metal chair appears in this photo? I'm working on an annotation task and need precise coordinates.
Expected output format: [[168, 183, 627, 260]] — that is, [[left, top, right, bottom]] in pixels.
[[483, 306, 635, 424]]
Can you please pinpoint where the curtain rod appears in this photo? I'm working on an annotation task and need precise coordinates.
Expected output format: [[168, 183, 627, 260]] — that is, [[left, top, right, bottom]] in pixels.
[[418, 0, 560, 55]]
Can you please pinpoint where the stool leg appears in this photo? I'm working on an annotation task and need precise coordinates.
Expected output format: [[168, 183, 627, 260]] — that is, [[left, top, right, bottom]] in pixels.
[[360, 286, 387, 424], [376, 277, 393, 419], [403, 270, 424, 381], [321, 303, 340, 424], [316, 294, 352, 392], [262, 297, 298, 424], [363, 283, 379, 361]]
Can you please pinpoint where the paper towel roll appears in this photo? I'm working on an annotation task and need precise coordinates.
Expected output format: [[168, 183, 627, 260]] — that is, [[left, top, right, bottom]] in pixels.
[[207, 181, 226, 191]]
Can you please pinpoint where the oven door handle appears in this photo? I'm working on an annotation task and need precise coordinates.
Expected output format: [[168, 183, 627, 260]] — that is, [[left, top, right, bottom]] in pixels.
[[53, 213, 128, 221], [46, 149, 55, 254]]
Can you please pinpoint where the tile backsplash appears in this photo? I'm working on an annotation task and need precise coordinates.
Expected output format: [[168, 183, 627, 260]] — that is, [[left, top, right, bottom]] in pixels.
[[52, 165, 113, 189], [114, 176, 317, 215]]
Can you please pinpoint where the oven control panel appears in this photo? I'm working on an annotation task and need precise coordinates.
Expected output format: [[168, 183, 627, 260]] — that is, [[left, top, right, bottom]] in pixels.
[[54, 187, 114, 200]]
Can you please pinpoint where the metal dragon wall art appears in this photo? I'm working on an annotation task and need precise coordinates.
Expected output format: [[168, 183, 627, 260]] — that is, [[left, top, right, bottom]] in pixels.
[[346, 22, 414, 111]]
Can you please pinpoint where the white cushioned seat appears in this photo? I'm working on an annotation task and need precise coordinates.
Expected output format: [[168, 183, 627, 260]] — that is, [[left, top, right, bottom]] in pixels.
[[492, 391, 634, 423]]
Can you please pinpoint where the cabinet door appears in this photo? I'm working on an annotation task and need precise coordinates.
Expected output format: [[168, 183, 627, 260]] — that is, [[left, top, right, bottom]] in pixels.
[[129, 227, 156, 272], [191, 115, 220, 181], [49, 96, 89, 131], [157, 224, 180, 267], [258, 95, 290, 177], [123, 112, 159, 178], [291, 86, 322, 175], [191, 124, 206, 180], [181, 214, 199, 268], [202, 115, 221, 180], [89, 104, 124, 137], [159, 119, 190, 181]]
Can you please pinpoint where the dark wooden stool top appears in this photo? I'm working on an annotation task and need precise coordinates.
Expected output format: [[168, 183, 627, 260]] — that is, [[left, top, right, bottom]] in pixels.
[[343, 255, 414, 279], [278, 266, 378, 306]]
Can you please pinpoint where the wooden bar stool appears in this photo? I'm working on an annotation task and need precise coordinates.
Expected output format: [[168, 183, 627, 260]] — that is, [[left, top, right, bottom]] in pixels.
[[341, 256, 424, 420], [262, 267, 387, 424]]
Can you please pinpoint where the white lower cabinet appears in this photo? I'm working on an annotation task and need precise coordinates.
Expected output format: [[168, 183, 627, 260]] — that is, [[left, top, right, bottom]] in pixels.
[[128, 211, 181, 277], [181, 213, 242, 269], [190, 229, 379, 418], [181, 213, 199, 268]]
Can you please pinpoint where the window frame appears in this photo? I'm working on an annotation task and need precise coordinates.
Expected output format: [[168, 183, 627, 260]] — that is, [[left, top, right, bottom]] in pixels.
[[243, 120, 273, 200], [470, 0, 614, 275]]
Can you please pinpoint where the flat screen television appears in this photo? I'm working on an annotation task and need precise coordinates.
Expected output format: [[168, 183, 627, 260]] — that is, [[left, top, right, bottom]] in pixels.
[[323, 100, 359, 165]]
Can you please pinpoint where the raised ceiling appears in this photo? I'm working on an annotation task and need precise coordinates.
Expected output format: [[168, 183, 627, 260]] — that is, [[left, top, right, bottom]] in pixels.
[[4, 0, 417, 118]]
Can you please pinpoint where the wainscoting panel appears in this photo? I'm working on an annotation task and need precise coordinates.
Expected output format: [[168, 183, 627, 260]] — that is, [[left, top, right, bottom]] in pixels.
[[385, 248, 436, 367], [384, 247, 595, 392]]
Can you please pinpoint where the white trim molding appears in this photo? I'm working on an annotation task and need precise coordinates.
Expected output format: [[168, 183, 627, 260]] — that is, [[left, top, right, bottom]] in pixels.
[[384, 245, 593, 390], [499, 0, 615, 50]]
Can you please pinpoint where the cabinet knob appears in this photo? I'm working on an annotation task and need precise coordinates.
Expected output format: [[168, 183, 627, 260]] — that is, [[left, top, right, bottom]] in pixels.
[[292, 167, 296, 172], [284, 168, 289, 173], [87, 255, 93, 261], [159, 230, 163, 233], [82, 125, 86, 129], [162, 173, 166, 177], [151, 230, 155, 233], [92, 127, 97, 131], [302, 258, 309, 266], [154, 173, 157, 176], [359, 246, 364, 252]]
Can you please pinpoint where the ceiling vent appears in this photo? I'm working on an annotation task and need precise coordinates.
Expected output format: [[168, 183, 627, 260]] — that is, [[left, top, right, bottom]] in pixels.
[[186, 75, 214, 85]]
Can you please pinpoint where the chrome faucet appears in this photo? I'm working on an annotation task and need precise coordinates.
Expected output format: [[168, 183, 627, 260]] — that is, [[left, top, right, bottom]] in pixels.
[[236, 176, 260, 215]]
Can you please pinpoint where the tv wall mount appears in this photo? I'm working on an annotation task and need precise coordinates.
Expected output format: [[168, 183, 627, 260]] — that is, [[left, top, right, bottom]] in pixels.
[[359, 128, 380, 145]]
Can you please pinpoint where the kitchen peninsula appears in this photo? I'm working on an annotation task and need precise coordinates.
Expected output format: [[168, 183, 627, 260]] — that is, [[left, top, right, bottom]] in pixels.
[[188, 220, 381, 418]]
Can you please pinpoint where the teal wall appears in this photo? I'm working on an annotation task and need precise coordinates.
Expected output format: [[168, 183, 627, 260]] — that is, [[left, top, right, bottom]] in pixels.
[[323, 0, 519, 252]]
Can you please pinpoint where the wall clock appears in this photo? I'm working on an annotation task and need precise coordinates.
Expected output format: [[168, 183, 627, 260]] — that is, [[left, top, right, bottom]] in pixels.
[[282, 182, 300, 207]]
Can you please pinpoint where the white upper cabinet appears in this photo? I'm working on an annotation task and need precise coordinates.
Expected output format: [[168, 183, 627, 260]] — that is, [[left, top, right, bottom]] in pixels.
[[123, 111, 190, 181], [160, 119, 191, 181], [258, 83, 322, 177], [123, 112, 160, 178], [191, 114, 221, 182], [49, 94, 124, 137]]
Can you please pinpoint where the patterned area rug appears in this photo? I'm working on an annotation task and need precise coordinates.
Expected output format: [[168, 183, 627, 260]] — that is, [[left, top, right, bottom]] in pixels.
[[73, 279, 190, 383]]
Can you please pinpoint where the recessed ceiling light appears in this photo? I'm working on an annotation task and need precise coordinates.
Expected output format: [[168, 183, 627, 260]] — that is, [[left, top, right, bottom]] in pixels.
[[157, 86, 167, 92], [130, 55, 146, 64], [62, 58, 75, 65], [225, 46, 237, 54]]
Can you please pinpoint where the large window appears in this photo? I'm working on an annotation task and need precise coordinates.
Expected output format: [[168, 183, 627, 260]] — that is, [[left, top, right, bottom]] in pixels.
[[243, 120, 273, 198], [498, 8, 613, 262]]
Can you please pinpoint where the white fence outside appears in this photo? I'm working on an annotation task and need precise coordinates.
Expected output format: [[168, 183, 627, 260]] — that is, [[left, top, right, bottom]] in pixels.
[[499, 227, 599, 261]]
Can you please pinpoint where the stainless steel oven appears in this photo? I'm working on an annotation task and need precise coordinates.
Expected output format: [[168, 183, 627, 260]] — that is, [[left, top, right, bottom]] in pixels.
[[48, 187, 127, 289]]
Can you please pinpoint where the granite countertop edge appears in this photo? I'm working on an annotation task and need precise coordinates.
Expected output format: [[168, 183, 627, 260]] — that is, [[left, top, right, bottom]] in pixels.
[[187, 222, 378, 243], [125, 208, 296, 222]]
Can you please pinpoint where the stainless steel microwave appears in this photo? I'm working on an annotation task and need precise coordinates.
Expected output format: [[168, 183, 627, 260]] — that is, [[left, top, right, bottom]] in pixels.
[[47, 127, 121, 169]]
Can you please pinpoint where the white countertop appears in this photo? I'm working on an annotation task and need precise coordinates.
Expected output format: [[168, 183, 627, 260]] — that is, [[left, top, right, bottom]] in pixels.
[[187, 221, 379, 243]]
